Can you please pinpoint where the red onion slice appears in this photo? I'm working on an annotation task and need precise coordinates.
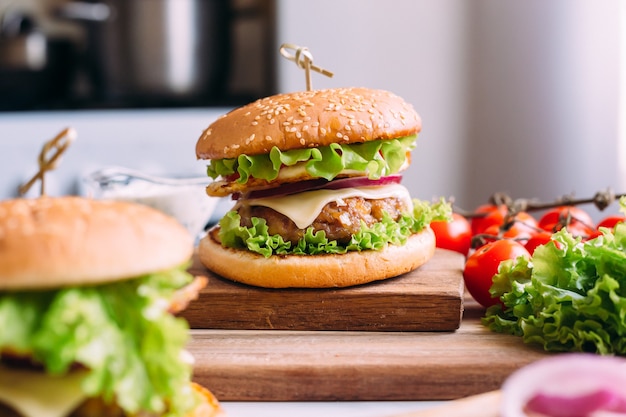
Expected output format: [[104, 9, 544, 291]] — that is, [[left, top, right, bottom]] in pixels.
[[323, 174, 403, 190], [500, 354, 626, 417], [526, 388, 626, 417], [236, 174, 403, 200]]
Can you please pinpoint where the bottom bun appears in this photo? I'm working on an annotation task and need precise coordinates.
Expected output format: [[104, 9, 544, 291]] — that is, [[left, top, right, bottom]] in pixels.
[[197, 226, 436, 288]]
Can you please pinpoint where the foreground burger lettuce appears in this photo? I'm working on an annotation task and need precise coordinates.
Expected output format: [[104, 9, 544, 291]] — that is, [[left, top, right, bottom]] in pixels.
[[0, 197, 221, 417], [195, 87, 450, 288]]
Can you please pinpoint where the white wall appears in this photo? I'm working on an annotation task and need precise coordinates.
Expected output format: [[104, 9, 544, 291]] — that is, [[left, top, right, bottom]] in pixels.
[[277, 0, 623, 219], [465, 1, 622, 219], [276, 0, 470, 206]]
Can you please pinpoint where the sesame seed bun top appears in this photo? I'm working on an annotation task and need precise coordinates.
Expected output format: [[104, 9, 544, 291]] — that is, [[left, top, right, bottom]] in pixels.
[[195, 87, 422, 160]]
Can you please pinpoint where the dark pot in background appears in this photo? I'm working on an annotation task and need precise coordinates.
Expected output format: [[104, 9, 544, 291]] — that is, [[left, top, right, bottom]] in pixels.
[[58, 0, 232, 106], [0, 12, 78, 110]]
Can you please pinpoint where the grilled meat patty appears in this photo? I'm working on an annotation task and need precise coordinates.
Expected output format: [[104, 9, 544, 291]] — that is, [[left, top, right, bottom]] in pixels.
[[235, 196, 409, 244]]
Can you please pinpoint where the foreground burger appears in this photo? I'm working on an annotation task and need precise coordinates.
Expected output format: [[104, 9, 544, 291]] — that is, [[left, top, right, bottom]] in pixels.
[[196, 87, 449, 288], [0, 197, 221, 417]]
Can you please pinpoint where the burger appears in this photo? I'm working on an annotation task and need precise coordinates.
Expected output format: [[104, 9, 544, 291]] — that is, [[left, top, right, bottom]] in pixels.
[[195, 87, 449, 288], [0, 197, 221, 417]]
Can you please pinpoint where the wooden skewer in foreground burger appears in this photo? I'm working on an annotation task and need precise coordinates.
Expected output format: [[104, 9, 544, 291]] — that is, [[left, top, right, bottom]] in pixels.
[[0, 197, 221, 417], [196, 87, 450, 288]]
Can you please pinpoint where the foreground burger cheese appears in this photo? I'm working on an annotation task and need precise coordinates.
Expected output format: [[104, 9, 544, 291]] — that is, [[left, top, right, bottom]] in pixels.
[[0, 197, 221, 417], [196, 87, 450, 288]]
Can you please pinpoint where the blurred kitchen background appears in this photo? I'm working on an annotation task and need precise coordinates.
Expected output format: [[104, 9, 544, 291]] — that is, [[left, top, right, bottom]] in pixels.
[[0, 0, 624, 220]]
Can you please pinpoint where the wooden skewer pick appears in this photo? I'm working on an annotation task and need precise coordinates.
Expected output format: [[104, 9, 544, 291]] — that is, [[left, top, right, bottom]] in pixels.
[[279, 43, 334, 90], [19, 127, 77, 197]]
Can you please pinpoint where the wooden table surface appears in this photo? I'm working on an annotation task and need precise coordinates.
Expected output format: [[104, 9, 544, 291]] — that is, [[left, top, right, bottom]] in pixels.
[[187, 295, 549, 401]]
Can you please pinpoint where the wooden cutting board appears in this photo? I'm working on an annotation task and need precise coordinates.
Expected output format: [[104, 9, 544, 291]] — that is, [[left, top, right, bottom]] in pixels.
[[187, 301, 550, 401], [181, 248, 464, 331]]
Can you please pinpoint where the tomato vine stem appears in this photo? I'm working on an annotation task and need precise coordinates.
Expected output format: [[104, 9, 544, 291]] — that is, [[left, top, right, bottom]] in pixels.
[[456, 188, 625, 219]]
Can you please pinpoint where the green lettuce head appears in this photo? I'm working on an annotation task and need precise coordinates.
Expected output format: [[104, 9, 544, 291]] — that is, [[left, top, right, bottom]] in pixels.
[[483, 197, 626, 355]]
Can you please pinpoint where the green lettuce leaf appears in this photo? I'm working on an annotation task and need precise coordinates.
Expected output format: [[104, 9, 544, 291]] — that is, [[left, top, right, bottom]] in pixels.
[[0, 266, 198, 417], [483, 198, 626, 354], [218, 198, 450, 257], [206, 136, 417, 182]]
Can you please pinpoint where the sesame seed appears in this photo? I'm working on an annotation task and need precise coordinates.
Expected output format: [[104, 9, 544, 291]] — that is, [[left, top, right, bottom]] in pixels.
[[336, 132, 343, 139], [296, 131, 302, 139], [265, 135, 272, 141], [251, 121, 258, 126], [300, 138, 306, 145], [270, 119, 276, 125]]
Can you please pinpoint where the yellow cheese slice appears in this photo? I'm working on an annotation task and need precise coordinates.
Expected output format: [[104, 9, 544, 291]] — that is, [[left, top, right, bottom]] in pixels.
[[0, 366, 87, 417], [246, 183, 413, 229]]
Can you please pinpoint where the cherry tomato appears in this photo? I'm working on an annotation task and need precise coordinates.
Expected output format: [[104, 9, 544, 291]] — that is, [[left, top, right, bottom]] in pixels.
[[430, 213, 472, 257], [482, 223, 530, 244], [470, 204, 508, 236], [585, 229, 603, 241], [511, 212, 540, 235], [477, 212, 538, 245], [463, 239, 531, 308], [525, 231, 560, 254], [538, 206, 595, 234], [597, 215, 626, 230]]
